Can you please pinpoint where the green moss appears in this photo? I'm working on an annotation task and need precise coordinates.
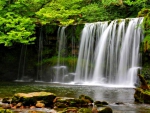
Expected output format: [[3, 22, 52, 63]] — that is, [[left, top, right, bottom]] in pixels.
[[134, 88, 150, 104], [0, 109, 13, 113], [78, 108, 92, 113]]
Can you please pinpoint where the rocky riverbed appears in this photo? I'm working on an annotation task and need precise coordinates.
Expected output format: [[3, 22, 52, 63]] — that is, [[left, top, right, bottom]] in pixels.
[[0, 82, 150, 113], [0, 91, 112, 113]]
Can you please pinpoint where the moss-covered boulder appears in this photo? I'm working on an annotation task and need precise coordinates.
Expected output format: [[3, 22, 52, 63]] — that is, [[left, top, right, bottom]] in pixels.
[[0, 108, 13, 113], [78, 108, 92, 113], [79, 95, 93, 103], [97, 106, 113, 113], [94, 101, 108, 107], [11, 92, 56, 107], [134, 88, 150, 104], [54, 97, 88, 108]]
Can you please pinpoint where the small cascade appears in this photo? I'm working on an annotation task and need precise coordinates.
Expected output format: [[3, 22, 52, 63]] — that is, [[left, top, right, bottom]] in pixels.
[[52, 26, 68, 82], [15, 45, 32, 82], [74, 17, 144, 87]]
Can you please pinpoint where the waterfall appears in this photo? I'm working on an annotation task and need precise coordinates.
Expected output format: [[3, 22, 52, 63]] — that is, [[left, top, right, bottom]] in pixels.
[[74, 18, 144, 87], [53, 26, 68, 82]]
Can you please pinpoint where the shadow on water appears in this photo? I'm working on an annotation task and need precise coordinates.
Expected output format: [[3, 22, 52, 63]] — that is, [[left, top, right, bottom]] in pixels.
[[0, 82, 150, 113]]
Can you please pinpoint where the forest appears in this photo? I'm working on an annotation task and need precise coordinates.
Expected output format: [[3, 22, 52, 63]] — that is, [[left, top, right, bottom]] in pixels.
[[0, 0, 149, 47]]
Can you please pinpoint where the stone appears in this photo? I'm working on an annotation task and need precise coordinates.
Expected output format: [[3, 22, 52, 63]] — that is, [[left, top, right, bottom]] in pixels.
[[79, 95, 93, 103], [54, 97, 88, 108], [134, 88, 150, 104], [16, 102, 22, 108], [92, 106, 98, 113], [115, 102, 124, 105], [59, 107, 78, 113], [36, 101, 45, 108], [12, 92, 56, 107], [30, 106, 36, 109], [94, 101, 108, 107], [97, 107, 113, 113], [78, 108, 92, 113], [2, 97, 11, 104], [2, 103, 11, 109]]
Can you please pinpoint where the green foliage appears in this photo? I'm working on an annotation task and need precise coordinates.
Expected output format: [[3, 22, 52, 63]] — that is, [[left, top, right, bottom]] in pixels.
[[124, 0, 147, 7], [0, 13, 35, 46], [0, 0, 150, 46], [41, 56, 77, 70], [102, 0, 120, 6], [138, 8, 150, 52], [0, 0, 37, 46], [36, 0, 83, 25]]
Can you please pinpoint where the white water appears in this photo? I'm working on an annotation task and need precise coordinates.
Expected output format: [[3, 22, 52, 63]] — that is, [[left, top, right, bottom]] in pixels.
[[74, 18, 144, 87], [53, 27, 68, 82]]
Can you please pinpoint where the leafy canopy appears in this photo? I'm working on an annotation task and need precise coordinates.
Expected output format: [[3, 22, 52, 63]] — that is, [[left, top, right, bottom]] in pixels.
[[0, 0, 150, 46]]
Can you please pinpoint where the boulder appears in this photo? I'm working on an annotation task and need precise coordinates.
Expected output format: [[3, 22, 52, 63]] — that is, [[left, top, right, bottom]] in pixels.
[[78, 108, 92, 113], [94, 101, 108, 107], [97, 106, 113, 113], [11, 92, 56, 106], [134, 88, 150, 104], [2, 97, 11, 104], [79, 95, 93, 103], [36, 101, 45, 108], [54, 97, 88, 108]]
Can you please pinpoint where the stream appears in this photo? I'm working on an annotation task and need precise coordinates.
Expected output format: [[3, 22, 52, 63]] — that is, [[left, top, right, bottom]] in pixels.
[[0, 82, 150, 113], [30, 83, 150, 113]]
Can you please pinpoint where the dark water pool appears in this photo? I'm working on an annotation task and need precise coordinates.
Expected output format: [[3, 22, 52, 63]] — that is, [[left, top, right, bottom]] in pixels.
[[0, 82, 150, 113]]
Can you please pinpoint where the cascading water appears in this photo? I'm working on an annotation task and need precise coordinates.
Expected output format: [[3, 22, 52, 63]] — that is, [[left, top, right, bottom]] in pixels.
[[74, 17, 144, 87], [52, 26, 68, 82]]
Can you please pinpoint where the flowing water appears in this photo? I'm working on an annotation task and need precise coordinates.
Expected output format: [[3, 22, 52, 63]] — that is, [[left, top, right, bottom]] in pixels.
[[52, 27, 68, 82], [75, 17, 144, 87], [1, 82, 150, 113]]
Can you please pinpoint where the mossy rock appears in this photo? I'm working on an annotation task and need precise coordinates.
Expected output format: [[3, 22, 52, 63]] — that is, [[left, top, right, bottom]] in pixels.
[[94, 101, 108, 107], [134, 88, 150, 104], [0, 108, 13, 113], [57, 107, 78, 113], [2, 97, 11, 104], [54, 97, 88, 108], [78, 108, 92, 113], [12, 92, 56, 106], [97, 107, 113, 113], [79, 95, 93, 103]]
